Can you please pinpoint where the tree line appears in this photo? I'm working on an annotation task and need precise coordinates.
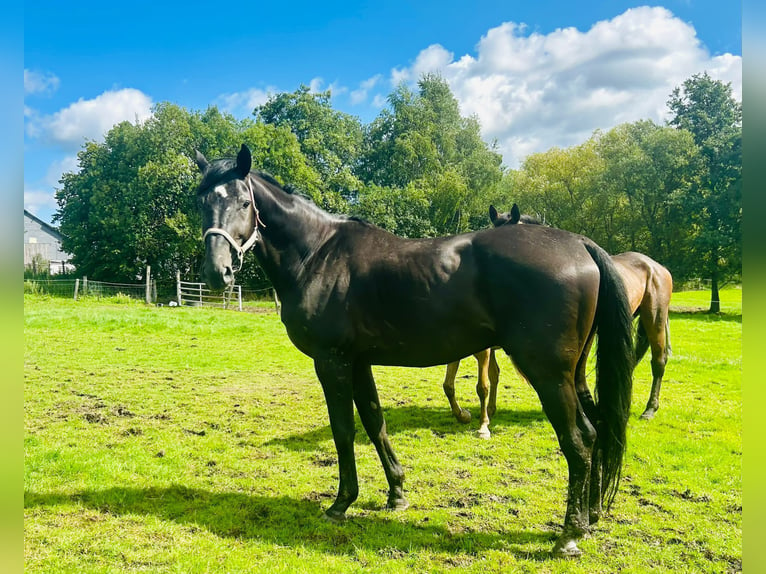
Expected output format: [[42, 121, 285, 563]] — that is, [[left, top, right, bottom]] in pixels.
[[54, 72, 740, 311]]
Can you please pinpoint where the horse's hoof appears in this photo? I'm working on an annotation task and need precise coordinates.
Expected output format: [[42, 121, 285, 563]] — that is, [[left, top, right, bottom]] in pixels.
[[477, 427, 491, 439], [322, 510, 346, 524], [552, 538, 582, 558], [640, 409, 656, 420], [386, 497, 410, 512], [456, 409, 472, 424]]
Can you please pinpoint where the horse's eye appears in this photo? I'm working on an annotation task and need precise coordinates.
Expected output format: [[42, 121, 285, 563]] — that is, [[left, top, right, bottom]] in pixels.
[[242, 201, 251, 209]]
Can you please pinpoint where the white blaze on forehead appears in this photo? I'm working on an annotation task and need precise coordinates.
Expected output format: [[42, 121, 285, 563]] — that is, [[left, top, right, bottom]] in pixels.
[[213, 185, 229, 198]]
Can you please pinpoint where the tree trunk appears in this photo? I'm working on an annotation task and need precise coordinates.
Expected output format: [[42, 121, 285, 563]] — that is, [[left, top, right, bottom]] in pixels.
[[709, 271, 720, 313]]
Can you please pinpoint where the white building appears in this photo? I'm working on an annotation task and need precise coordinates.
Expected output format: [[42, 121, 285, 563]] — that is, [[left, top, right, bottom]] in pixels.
[[24, 210, 74, 274]]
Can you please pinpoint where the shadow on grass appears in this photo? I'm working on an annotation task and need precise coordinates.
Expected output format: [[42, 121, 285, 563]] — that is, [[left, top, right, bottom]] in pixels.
[[25, 486, 556, 560], [669, 309, 741, 324], [266, 405, 547, 451]]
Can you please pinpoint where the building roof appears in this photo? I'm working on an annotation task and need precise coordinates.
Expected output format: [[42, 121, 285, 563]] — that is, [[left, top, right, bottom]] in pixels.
[[24, 209, 64, 241]]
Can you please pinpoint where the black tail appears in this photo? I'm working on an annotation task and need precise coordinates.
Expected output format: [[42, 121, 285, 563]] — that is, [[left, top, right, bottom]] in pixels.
[[584, 242, 635, 510]]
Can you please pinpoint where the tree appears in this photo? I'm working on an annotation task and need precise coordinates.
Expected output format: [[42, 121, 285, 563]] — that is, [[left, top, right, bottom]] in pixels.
[[357, 74, 503, 235], [254, 85, 362, 211], [502, 140, 609, 245], [596, 121, 702, 265], [349, 183, 435, 238], [54, 103, 321, 287], [667, 73, 742, 312]]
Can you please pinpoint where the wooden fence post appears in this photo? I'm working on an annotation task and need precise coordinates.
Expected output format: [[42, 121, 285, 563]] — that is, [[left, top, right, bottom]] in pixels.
[[176, 271, 181, 306], [83, 276, 88, 296], [145, 266, 152, 304], [74, 278, 80, 300]]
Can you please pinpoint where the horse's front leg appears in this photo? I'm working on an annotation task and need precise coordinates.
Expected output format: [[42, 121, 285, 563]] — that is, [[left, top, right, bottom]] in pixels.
[[443, 360, 472, 423], [315, 357, 358, 521], [475, 349, 492, 438], [352, 362, 409, 511], [487, 347, 500, 418]]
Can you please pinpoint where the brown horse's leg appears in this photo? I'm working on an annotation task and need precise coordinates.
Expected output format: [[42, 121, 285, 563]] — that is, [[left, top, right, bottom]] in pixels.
[[314, 357, 359, 521], [487, 348, 500, 418], [531, 373, 596, 557], [352, 362, 408, 511], [443, 360, 471, 424], [475, 349, 492, 438], [640, 315, 669, 420]]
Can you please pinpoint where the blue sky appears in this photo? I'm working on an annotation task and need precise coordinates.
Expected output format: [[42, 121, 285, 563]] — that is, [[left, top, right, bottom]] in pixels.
[[24, 1, 741, 225]]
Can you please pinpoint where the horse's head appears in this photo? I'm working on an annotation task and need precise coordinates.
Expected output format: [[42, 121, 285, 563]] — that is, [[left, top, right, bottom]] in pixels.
[[489, 204, 521, 227], [488, 204, 545, 227], [195, 144, 258, 291]]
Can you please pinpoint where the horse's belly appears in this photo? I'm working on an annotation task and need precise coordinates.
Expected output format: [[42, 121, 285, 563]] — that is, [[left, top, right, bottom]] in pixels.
[[356, 321, 496, 367]]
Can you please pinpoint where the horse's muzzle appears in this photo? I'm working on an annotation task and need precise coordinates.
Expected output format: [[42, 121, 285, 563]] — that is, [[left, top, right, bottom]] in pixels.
[[201, 235, 237, 291], [200, 258, 235, 292]]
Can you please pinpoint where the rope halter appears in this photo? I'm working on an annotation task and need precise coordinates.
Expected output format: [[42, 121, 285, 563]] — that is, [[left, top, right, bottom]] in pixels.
[[202, 176, 265, 272]]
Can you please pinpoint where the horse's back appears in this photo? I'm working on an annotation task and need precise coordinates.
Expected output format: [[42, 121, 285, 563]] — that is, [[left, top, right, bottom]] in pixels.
[[612, 252, 672, 313], [472, 224, 602, 370]]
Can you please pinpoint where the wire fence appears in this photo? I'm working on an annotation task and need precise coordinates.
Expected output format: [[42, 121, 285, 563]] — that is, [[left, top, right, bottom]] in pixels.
[[24, 274, 279, 312], [24, 273, 737, 315]]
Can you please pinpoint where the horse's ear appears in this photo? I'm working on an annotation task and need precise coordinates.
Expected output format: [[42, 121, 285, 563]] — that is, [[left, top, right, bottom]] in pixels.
[[194, 150, 209, 173], [510, 204, 521, 224], [236, 144, 252, 178], [489, 205, 498, 224]]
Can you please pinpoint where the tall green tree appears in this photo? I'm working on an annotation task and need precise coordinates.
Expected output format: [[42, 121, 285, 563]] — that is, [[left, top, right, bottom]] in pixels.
[[357, 74, 503, 235], [54, 103, 320, 286], [502, 140, 609, 245], [667, 73, 742, 312], [254, 85, 362, 212], [596, 121, 701, 264]]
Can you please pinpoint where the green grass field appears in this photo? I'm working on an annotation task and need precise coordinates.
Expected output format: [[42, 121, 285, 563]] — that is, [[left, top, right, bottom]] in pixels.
[[24, 288, 741, 573]]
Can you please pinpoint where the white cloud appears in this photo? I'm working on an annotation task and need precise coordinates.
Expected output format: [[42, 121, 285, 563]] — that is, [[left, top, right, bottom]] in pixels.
[[215, 87, 274, 117], [391, 44, 454, 86], [327, 81, 348, 97], [371, 94, 388, 109], [45, 155, 80, 187], [308, 77, 325, 93], [25, 155, 83, 222], [390, 6, 742, 167], [350, 74, 382, 105], [24, 186, 59, 215], [27, 88, 153, 150], [307, 77, 348, 97], [24, 69, 60, 95]]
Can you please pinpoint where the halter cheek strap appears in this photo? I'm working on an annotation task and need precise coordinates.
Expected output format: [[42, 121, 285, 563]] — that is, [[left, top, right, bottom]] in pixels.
[[202, 176, 265, 271]]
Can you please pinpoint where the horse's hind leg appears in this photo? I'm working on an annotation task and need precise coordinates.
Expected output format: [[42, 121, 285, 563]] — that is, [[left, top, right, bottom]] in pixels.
[[528, 369, 597, 557], [487, 348, 500, 418], [640, 315, 669, 420], [475, 348, 493, 438], [353, 362, 408, 511], [443, 359, 471, 424]]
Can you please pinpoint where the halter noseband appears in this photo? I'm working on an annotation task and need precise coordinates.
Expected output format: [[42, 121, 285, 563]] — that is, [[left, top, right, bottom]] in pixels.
[[202, 175, 265, 272]]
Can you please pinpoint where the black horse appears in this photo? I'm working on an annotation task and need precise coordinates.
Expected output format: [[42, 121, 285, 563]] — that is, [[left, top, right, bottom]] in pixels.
[[487, 204, 672, 420], [195, 145, 634, 557]]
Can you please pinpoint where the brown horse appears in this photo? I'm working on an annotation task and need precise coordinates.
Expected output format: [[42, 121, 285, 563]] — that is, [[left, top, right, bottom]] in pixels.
[[442, 205, 671, 436]]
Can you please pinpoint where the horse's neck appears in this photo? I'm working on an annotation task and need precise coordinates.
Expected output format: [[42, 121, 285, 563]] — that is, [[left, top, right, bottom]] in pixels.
[[249, 176, 337, 297]]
